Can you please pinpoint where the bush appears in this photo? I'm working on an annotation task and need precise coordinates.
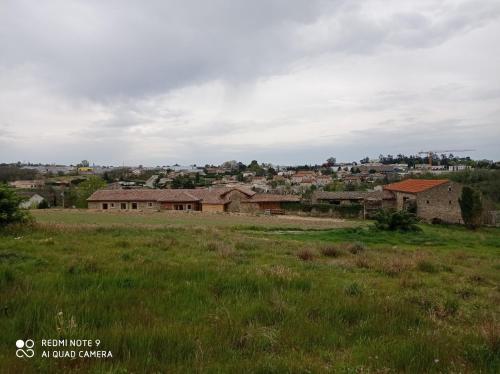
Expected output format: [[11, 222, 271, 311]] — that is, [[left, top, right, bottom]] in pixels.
[[320, 246, 341, 257], [296, 248, 316, 261], [0, 184, 31, 228], [348, 241, 366, 254], [373, 209, 420, 231]]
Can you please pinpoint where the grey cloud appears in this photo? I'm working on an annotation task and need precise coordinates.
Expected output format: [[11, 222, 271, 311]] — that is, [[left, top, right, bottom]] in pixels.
[[2, 0, 499, 101], [0, 0, 328, 99], [1, 0, 499, 164]]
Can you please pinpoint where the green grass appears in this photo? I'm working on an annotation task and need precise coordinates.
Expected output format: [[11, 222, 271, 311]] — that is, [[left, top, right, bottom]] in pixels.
[[31, 209, 363, 230], [0, 210, 499, 373]]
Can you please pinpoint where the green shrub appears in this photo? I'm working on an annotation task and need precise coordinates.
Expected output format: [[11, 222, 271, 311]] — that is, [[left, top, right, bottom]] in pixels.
[[373, 209, 420, 231], [0, 184, 31, 228]]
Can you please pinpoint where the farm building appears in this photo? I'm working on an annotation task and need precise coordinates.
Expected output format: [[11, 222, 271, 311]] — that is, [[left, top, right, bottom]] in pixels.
[[241, 194, 301, 214], [313, 179, 463, 223], [383, 179, 463, 223], [312, 190, 395, 218], [87, 187, 258, 213], [87, 187, 303, 214]]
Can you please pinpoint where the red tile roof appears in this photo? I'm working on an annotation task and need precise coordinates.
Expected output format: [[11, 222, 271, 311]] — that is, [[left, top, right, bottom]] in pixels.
[[87, 187, 255, 204], [383, 179, 449, 194], [87, 189, 200, 202], [244, 194, 300, 203]]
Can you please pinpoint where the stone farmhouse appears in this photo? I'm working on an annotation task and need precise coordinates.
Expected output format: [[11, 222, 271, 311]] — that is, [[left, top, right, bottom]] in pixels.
[[87, 187, 299, 214], [383, 179, 463, 223], [313, 179, 463, 223]]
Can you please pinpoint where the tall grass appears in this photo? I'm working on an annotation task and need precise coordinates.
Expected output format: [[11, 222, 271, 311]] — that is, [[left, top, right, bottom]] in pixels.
[[0, 219, 499, 372]]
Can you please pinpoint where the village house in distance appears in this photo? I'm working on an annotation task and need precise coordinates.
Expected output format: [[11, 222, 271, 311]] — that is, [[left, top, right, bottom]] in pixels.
[[8, 154, 498, 225]]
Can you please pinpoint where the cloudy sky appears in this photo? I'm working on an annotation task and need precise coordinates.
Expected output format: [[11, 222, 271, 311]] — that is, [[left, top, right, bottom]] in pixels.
[[1, 0, 499, 166]]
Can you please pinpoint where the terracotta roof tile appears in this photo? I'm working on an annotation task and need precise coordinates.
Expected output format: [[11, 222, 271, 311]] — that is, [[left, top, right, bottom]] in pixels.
[[383, 179, 449, 193], [244, 194, 300, 203], [313, 190, 395, 200], [88, 186, 256, 204]]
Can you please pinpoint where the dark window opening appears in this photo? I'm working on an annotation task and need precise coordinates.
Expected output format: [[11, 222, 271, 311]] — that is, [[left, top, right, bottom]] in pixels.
[[102, 203, 108, 210], [449, 200, 452, 205], [426, 200, 430, 204], [132, 202, 138, 209], [121, 203, 127, 210]]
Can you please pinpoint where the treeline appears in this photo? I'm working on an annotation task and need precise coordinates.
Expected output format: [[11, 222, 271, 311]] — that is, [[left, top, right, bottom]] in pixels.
[[373, 154, 496, 168], [0, 166, 38, 182]]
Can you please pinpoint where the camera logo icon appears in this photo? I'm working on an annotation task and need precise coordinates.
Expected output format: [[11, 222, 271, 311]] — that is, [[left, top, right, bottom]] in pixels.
[[16, 339, 35, 358]]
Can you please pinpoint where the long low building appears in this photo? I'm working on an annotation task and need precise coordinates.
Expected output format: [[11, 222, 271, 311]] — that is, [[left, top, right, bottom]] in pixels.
[[87, 187, 300, 213]]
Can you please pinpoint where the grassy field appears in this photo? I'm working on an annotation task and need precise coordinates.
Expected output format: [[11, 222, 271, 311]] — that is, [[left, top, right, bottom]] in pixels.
[[0, 210, 499, 373], [31, 209, 362, 230]]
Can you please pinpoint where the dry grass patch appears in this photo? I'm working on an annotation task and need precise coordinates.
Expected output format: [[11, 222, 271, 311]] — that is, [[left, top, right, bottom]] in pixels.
[[481, 319, 500, 355], [320, 245, 342, 258], [258, 265, 297, 281], [347, 241, 367, 254], [296, 248, 316, 261]]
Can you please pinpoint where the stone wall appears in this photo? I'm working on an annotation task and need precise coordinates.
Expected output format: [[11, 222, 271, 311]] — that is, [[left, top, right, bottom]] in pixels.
[[415, 182, 463, 223], [201, 204, 225, 213], [225, 190, 251, 212]]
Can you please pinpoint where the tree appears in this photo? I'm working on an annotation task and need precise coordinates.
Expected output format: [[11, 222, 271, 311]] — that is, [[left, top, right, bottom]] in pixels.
[[0, 184, 30, 227], [78, 160, 90, 167], [326, 157, 336, 167], [459, 186, 483, 229], [77, 176, 107, 208]]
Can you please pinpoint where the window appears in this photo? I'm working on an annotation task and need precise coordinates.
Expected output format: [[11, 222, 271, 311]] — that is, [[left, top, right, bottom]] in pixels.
[[449, 200, 452, 205], [175, 204, 184, 210], [102, 203, 108, 210], [148, 202, 153, 207], [448, 186, 452, 192], [111, 203, 115, 208], [426, 200, 430, 204], [121, 203, 127, 210], [187, 204, 192, 210], [132, 202, 138, 209]]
